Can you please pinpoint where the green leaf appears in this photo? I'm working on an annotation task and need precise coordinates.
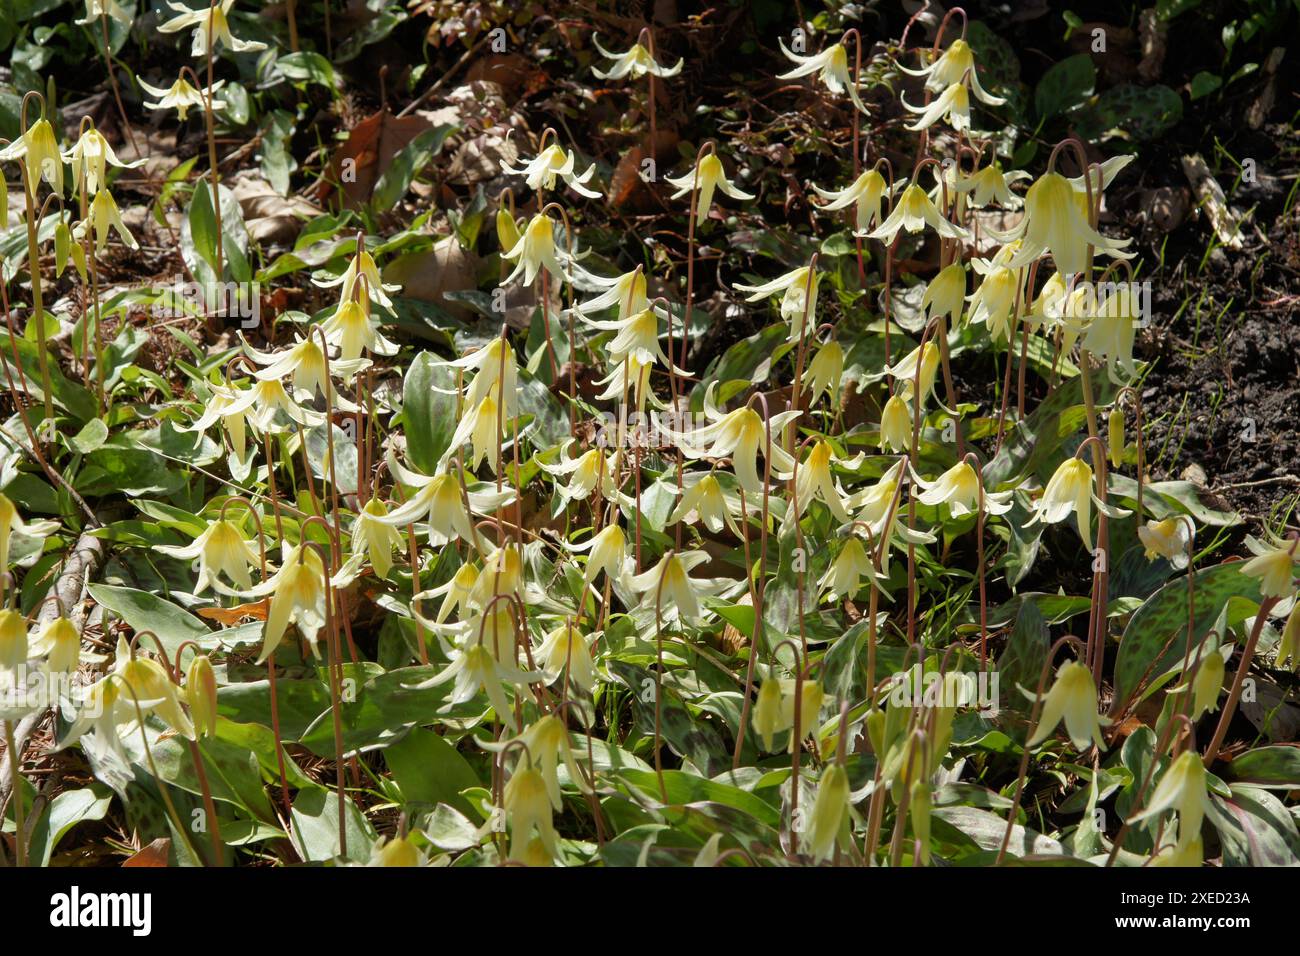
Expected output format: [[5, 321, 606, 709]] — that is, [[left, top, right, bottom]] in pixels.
[[372, 125, 456, 211], [290, 786, 376, 863], [1189, 71, 1222, 100], [1222, 746, 1300, 789], [1034, 53, 1096, 119], [1112, 561, 1263, 709], [385, 726, 480, 816], [401, 352, 458, 473], [70, 418, 108, 454], [86, 583, 212, 660]]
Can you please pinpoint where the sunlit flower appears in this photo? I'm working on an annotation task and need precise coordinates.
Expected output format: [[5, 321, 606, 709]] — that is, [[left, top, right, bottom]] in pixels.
[[138, 75, 225, 122], [897, 37, 1005, 106], [911, 460, 1012, 518], [812, 169, 892, 234], [451, 337, 519, 417], [967, 249, 1023, 342], [904, 81, 971, 132], [734, 265, 821, 344], [445, 394, 502, 474], [158, 0, 268, 57], [314, 245, 400, 310], [376, 454, 513, 548], [155, 518, 262, 595], [886, 340, 940, 405], [1083, 283, 1142, 380], [664, 473, 733, 537], [535, 620, 597, 692], [666, 153, 755, 227], [568, 521, 630, 595], [221, 377, 326, 435], [1175, 646, 1226, 719], [668, 384, 800, 495], [61, 636, 194, 747], [1137, 516, 1193, 569], [1028, 456, 1095, 549], [0, 117, 64, 195], [29, 616, 83, 674], [955, 163, 1029, 209], [592, 36, 682, 79], [320, 296, 399, 360], [502, 142, 601, 198], [352, 497, 403, 579], [782, 679, 825, 751], [540, 442, 618, 503], [630, 550, 726, 623], [1025, 660, 1108, 750], [818, 535, 876, 600], [777, 40, 867, 113], [185, 380, 253, 462], [998, 171, 1133, 275], [793, 441, 860, 523], [78, 0, 132, 25], [414, 562, 480, 627], [63, 126, 143, 196], [424, 640, 540, 722], [243, 334, 365, 408], [247, 544, 329, 662], [574, 268, 648, 322], [585, 306, 688, 374], [1150, 832, 1203, 867], [867, 183, 968, 244], [501, 212, 574, 286], [594, 355, 654, 413]]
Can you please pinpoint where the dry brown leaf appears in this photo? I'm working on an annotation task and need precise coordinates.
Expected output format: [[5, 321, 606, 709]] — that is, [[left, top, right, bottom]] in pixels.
[[123, 838, 171, 867], [383, 235, 481, 321], [318, 109, 433, 209], [198, 599, 270, 625]]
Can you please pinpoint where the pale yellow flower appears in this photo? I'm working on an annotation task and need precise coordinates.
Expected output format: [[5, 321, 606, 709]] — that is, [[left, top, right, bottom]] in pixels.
[[592, 36, 682, 79], [665, 153, 754, 226], [154, 518, 262, 595], [139, 75, 225, 122], [1025, 660, 1109, 750]]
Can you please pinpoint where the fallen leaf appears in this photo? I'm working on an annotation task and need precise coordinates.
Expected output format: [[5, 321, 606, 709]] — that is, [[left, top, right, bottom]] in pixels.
[[198, 599, 270, 625], [319, 109, 433, 208], [123, 838, 171, 867]]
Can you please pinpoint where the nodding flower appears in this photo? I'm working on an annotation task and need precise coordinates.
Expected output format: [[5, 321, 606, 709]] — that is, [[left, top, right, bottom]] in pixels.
[[504, 763, 560, 864], [805, 763, 852, 863], [0, 493, 59, 576], [1024, 660, 1109, 751], [777, 40, 868, 113], [75, 188, 140, 254], [353, 497, 403, 579], [734, 265, 821, 345], [321, 296, 399, 361], [630, 550, 728, 623], [1027, 456, 1095, 549], [373, 453, 513, 549], [158, 0, 268, 57], [139, 75, 225, 122], [591, 35, 683, 79], [313, 245, 400, 310], [812, 169, 893, 235], [77, 0, 133, 26], [501, 141, 601, 198], [0, 116, 64, 194], [567, 520, 630, 595], [1240, 534, 1298, 598], [866, 183, 969, 244], [62, 126, 143, 196], [247, 544, 329, 663], [903, 81, 972, 132], [666, 153, 755, 227], [997, 170, 1133, 275], [501, 212, 574, 286], [666, 384, 800, 496], [922, 262, 968, 326], [1127, 749, 1212, 841], [910, 460, 1013, 519], [955, 163, 1030, 209], [802, 339, 845, 407], [154, 518, 263, 596], [1137, 516, 1194, 569], [896, 37, 1005, 106]]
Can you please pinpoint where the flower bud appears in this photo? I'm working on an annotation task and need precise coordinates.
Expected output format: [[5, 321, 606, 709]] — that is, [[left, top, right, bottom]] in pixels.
[[1108, 406, 1125, 468], [186, 653, 219, 738]]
